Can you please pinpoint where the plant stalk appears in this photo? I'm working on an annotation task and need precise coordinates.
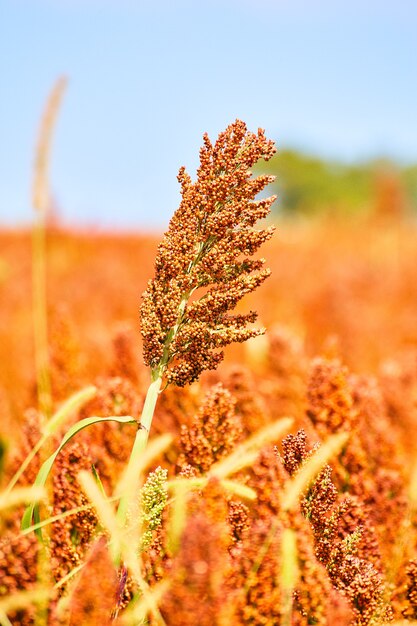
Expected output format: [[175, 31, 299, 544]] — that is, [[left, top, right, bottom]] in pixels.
[[116, 374, 162, 525], [32, 217, 52, 423]]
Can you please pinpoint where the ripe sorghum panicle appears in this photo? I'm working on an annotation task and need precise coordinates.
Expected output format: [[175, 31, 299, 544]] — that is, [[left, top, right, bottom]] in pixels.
[[179, 383, 242, 474], [141, 120, 276, 386]]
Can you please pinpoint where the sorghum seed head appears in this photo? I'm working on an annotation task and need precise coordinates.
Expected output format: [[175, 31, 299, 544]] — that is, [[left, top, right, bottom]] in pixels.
[[141, 120, 276, 386]]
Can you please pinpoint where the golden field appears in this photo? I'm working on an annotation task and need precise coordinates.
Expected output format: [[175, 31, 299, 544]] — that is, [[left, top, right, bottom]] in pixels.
[[1, 210, 417, 625]]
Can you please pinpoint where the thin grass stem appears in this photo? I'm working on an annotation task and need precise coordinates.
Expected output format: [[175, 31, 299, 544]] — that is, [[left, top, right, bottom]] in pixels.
[[31, 76, 67, 423]]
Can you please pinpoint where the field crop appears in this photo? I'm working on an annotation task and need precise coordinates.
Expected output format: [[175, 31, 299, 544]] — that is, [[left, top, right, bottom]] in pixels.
[[1, 117, 417, 625]]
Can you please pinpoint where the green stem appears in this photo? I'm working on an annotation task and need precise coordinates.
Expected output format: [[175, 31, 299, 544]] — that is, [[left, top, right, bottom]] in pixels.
[[116, 375, 162, 525]]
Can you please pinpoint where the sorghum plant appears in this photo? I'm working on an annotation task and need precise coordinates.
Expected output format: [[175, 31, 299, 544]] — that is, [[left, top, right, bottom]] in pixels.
[[20, 120, 277, 561], [141, 119, 276, 388], [120, 120, 277, 519]]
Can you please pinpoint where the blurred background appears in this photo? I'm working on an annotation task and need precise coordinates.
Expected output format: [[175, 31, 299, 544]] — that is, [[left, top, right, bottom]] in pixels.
[[1, 0, 417, 426], [1, 0, 417, 228]]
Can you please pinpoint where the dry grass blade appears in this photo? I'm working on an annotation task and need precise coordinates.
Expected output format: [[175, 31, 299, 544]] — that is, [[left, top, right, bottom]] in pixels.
[[21, 415, 137, 537], [32, 76, 68, 217], [54, 562, 85, 591], [43, 385, 97, 435], [167, 477, 256, 501], [77, 470, 121, 558], [0, 588, 50, 616], [115, 432, 172, 531], [280, 528, 299, 626], [210, 416, 294, 479], [166, 479, 189, 555], [115, 433, 172, 501], [0, 486, 45, 511], [32, 76, 68, 422], [120, 581, 170, 625], [0, 610, 12, 626], [219, 478, 256, 500], [77, 470, 167, 625], [408, 460, 417, 511], [6, 385, 96, 494], [281, 431, 349, 511], [20, 495, 119, 537]]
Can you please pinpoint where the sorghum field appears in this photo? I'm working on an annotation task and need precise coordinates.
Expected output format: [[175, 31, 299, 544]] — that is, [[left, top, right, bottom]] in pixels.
[[1, 120, 417, 626]]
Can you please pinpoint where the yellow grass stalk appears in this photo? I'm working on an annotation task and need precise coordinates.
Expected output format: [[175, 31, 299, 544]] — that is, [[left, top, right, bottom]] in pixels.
[[210, 416, 294, 479], [166, 478, 189, 555], [244, 330, 269, 370], [0, 588, 50, 619], [408, 460, 417, 510], [115, 432, 172, 524], [0, 486, 45, 511], [20, 495, 119, 537], [220, 478, 256, 500], [168, 476, 256, 501], [77, 470, 124, 561], [6, 385, 96, 495], [120, 581, 170, 625], [32, 76, 67, 422], [280, 528, 299, 626], [77, 470, 167, 625], [166, 475, 255, 555], [32, 77, 68, 217], [30, 77, 68, 624], [0, 611, 12, 626], [54, 562, 85, 591], [281, 431, 349, 511]]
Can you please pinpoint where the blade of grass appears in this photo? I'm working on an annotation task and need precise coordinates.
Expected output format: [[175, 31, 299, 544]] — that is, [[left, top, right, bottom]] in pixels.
[[220, 478, 256, 500], [0, 610, 12, 626], [5, 385, 96, 494], [77, 470, 167, 625], [167, 479, 189, 555], [281, 431, 349, 511], [167, 477, 256, 501], [210, 416, 293, 479], [54, 562, 86, 590], [116, 376, 163, 525], [120, 581, 170, 625], [32, 76, 68, 422], [280, 528, 299, 626], [20, 495, 120, 537], [0, 486, 45, 511], [42, 385, 97, 436], [115, 431, 172, 524], [77, 471, 121, 559], [21, 414, 137, 536], [0, 588, 50, 615], [91, 464, 106, 496]]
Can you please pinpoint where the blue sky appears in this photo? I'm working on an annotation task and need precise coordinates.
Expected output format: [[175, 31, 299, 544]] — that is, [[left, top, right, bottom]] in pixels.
[[1, 0, 416, 229]]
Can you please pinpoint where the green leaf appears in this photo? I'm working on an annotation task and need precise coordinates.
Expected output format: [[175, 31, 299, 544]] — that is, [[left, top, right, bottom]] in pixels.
[[42, 385, 97, 436], [21, 415, 137, 538], [5, 385, 97, 495]]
